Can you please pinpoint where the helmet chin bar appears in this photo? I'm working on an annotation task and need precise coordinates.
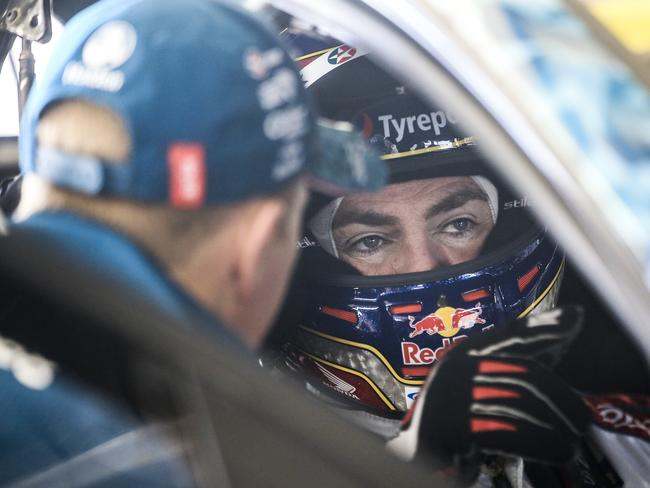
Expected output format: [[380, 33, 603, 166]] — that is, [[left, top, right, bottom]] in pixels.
[[284, 228, 564, 417]]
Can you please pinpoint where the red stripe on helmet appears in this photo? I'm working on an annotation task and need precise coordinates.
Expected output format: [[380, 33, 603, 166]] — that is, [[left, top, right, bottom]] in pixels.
[[321, 306, 358, 325], [389, 303, 422, 315]]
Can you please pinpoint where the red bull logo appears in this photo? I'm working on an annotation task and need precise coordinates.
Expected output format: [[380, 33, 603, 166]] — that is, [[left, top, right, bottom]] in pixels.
[[407, 303, 485, 339], [402, 336, 468, 366]]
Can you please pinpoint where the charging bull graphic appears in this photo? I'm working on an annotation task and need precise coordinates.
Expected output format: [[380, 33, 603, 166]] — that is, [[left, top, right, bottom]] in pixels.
[[408, 303, 485, 339]]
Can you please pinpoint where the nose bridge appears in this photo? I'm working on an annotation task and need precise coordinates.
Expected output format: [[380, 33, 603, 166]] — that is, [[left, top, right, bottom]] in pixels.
[[399, 231, 450, 274]]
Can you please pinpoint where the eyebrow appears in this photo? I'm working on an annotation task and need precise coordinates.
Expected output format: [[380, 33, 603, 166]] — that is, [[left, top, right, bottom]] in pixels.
[[333, 188, 489, 230], [333, 208, 400, 229], [424, 189, 487, 220]]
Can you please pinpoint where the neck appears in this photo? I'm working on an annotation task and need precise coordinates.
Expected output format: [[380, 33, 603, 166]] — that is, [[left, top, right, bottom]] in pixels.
[[168, 236, 260, 349]]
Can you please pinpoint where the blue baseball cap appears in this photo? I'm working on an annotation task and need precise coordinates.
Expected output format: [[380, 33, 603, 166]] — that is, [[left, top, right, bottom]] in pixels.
[[19, 0, 386, 208]]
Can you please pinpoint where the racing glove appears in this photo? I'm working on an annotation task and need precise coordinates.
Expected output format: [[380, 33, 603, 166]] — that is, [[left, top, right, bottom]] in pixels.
[[387, 306, 591, 474]]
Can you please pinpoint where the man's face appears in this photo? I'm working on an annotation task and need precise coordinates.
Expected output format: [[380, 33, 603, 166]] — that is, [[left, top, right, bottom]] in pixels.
[[331, 176, 495, 276]]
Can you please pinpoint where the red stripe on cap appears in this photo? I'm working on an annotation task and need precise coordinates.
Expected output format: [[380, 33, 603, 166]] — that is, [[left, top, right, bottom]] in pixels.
[[471, 418, 517, 433], [168, 143, 206, 209], [478, 360, 528, 374], [473, 386, 521, 400], [321, 306, 358, 325]]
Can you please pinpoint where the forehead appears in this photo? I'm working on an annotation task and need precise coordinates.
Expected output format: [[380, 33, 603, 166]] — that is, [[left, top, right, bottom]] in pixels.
[[339, 176, 480, 209]]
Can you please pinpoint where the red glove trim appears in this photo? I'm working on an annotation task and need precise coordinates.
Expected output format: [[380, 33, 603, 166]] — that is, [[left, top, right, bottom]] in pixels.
[[478, 360, 528, 374], [473, 386, 521, 400], [471, 418, 518, 433]]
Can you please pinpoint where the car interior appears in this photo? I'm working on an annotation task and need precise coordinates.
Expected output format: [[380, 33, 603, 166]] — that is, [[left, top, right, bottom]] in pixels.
[[0, 0, 648, 486]]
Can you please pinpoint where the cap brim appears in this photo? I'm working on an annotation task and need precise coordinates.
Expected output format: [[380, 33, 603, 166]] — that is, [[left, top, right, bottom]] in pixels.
[[306, 118, 387, 196]]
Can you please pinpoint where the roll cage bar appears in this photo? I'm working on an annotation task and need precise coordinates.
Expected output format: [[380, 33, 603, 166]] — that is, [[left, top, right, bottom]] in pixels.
[[0, 0, 51, 114]]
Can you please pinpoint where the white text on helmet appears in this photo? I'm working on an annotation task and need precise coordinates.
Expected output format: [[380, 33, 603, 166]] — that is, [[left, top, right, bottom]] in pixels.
[[377, 110, 458, 143]]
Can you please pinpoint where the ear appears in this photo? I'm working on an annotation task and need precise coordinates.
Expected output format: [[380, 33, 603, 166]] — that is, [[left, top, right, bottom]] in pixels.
[[234, 198, 285, 300]]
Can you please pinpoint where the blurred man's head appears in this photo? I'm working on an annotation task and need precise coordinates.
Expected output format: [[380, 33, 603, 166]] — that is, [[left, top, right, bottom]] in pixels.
[[16, 0, 384, 349], [18, 98, 308, 348]]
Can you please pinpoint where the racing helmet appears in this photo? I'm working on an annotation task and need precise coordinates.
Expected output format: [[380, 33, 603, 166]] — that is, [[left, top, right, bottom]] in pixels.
[[270, 27, 564, 419]]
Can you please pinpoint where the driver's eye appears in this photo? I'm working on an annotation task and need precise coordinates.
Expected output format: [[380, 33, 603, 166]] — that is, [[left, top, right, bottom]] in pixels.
[[452, 218, 472, 231], [360, 236, 382, 249]]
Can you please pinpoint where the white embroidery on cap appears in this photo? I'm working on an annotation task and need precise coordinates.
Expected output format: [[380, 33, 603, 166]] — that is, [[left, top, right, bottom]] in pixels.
[[82, 20, 137, 70], [257, 68, 299, 111], [272, 141, 304, 181], [62, 20, 137, 92], [263, 105, 308, 140], [244, 47, 284, 80]]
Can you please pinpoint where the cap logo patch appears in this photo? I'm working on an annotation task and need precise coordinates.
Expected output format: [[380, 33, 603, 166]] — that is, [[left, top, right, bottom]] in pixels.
[[168, 143, 206, 208], [62, 20, 137, 92]]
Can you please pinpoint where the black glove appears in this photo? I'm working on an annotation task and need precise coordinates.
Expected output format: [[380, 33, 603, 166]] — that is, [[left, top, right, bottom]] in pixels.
[[388, 306, 591, 472], [450, 305, 582, 369]]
